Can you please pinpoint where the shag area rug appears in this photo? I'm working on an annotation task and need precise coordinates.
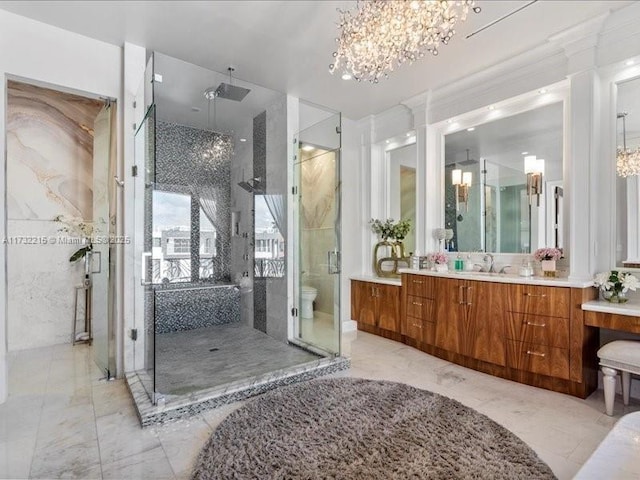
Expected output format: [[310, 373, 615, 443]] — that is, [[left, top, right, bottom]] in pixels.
[[191, 377, 556, 480]]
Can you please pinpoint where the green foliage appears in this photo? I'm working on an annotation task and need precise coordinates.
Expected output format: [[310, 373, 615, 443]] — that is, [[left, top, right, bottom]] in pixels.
[[370, 218, 412, 240], [69, 246, 91, 263]]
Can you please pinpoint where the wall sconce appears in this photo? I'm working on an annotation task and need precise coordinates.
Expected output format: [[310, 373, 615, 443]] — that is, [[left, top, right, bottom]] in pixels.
[[452, 169, 472, 211], [524, 155, 545, 206]]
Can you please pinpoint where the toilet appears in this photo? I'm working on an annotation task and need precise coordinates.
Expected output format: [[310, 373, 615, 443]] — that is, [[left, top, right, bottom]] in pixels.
[[300, 285, 318, 319]]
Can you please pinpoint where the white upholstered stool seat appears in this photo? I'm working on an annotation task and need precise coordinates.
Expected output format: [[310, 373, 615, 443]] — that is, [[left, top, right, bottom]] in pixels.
[[597, 340, 640, 416]]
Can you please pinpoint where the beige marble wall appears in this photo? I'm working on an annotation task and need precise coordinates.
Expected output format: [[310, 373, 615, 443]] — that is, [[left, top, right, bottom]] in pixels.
[[6, 81, 103, 350], [300, 150, 337, 315]]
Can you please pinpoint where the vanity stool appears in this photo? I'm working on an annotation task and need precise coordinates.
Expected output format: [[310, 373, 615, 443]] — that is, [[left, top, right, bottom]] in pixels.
[[597, 340, 640, 416]]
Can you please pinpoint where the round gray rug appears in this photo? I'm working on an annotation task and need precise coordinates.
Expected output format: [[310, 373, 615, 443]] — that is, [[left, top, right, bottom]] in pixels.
[[191, 377, 556, 480]]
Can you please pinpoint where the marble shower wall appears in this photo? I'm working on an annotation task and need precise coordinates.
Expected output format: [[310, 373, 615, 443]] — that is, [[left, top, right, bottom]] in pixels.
[[300, 150, 336, 315], [6, 81, 104, 350]]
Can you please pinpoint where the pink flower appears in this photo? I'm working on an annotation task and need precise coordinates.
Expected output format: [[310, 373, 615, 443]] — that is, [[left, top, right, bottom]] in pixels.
[[427, 252, 448, 265], [533, 248, 562, 262]]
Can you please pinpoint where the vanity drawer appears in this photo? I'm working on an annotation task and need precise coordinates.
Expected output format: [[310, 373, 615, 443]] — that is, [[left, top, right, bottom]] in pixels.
[[505, 313, 570, 348], [506, 340, 570, 380], [406, 296, 434, 320], [405, 275, 435, 299], [405, 317, 435, 345], [508, 284, 570, 318]]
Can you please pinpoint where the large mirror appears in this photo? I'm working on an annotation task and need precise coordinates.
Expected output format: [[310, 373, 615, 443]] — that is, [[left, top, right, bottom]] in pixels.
[[444, 103, 563, 253], [387, 141, 417, 254], [616, 76, 640, 268]]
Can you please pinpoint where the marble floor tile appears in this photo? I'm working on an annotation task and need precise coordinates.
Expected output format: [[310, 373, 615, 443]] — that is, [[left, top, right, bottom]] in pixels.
[[0, 436, 37, 479], [101, 445, 175, 480], [156, 416, 212, 478], [96, 409, 162, 466], [6, 331, 640, 480]]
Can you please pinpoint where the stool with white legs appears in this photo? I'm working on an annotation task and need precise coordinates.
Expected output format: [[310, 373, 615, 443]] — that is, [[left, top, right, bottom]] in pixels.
[[597, 340, 640, 416]]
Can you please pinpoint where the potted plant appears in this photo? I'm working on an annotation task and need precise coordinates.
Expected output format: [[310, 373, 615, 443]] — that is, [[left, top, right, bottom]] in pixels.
[[428, 252, 449, 272], [594, 270, 639, 303], [533, 247, 562, 277], [370, 218, 412, 277]]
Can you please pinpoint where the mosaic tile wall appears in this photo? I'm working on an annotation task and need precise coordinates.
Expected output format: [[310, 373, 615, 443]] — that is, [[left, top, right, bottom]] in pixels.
[[154, 284, 240, 334], [253, 111, 267, 334], [155, 121, 232, 283]]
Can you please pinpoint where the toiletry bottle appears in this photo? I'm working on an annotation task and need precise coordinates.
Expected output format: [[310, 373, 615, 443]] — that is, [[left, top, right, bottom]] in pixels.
[[454, 254, 463, 271]]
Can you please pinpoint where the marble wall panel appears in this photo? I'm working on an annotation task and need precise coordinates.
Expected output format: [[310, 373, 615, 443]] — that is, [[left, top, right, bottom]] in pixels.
[[6, 81, 103, 351]]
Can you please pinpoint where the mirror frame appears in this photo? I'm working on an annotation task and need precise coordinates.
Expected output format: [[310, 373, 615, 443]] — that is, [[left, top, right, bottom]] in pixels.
[[426, 81, 570, 256]]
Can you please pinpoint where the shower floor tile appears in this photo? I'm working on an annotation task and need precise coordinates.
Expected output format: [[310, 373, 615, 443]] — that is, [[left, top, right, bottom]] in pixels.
[[155, 322, 320, 395]]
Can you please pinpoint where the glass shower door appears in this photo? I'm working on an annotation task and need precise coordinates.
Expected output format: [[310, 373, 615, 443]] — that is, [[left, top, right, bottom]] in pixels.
[[293, 113, 341, 355]]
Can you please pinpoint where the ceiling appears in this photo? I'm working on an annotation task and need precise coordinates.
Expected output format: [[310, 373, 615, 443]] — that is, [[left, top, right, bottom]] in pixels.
[[0, 1, 633, 120]]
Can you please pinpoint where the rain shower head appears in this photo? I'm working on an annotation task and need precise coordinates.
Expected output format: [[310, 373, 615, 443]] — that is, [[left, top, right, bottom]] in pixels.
[[215, 83, 251, 102], [237, 176, 262, 193]]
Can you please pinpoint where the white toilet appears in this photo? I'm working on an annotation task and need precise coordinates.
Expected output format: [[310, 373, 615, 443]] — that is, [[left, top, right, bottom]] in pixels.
[[300, 285, 318, 319]]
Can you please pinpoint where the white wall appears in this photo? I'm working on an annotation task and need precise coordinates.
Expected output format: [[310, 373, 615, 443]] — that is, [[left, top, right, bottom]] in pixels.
[[0, 10, 124, 402]]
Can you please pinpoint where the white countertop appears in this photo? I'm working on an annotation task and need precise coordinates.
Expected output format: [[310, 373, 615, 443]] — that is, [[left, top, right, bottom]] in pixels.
[[397, 268, 594, 288], [574, 411, 640, 479], [582, 300, 640, 317], [350, 275, 402, 287]]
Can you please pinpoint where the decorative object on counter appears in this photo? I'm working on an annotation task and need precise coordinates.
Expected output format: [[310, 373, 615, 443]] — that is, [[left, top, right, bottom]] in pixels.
[[192, 378, 555, 480], [454, 254, 464, 271], [533, 247, 562, 277], [594, 270, 639, 304], [444, 228, 454, 251], [428, 252, 448, 272], [518, 260, 534, 277], [370, 218, 412, 277], [433, 227, 447, 251]]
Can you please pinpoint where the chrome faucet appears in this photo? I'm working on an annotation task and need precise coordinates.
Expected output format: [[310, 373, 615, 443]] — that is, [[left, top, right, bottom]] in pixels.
[[483, 253, 495, 273]]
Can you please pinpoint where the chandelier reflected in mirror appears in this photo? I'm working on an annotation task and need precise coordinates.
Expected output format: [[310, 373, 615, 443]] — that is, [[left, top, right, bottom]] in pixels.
[[617, 112, 640, 177], [329, 0, 480, 83], [203, 87, 234, 161]]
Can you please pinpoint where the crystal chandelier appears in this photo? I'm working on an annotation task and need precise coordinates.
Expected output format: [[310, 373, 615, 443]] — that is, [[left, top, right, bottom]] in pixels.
[[617, 112, 640, 177], [203, 88, 234, 161], [330, 0, 480, 83]]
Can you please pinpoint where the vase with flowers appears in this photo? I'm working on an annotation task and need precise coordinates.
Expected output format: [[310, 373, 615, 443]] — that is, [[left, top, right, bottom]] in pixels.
[[594, 270, 639, 303], [533, 247, 563, 277], [427, 252, 449, 272], [370, 218, 412, 277]]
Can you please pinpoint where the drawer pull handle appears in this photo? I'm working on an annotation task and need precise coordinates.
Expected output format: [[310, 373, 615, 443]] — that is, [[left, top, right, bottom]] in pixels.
[[412, 323, 423, 329], [526, 350, 546, 358], [524, 321, 546, 327], [412, 302, 423, 306], [524, 293, 547, 297], [412, 280, 424, 284]]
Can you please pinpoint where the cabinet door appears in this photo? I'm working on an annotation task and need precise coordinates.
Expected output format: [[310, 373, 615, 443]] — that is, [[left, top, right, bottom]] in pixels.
[[377, 284, 401, 332], [508, 284, 570, 318], [467, 281, 506, 366], [351, 281, 377, 327], [434, 278, 465, 355], [405, 299, 436, 344]]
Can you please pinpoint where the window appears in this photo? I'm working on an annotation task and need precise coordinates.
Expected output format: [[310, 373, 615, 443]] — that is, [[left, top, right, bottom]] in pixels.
[[153, 237, 161, 248], [173, 238, 191, 254]]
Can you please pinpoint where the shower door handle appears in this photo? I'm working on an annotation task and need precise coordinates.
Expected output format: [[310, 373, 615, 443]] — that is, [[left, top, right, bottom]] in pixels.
[[141, 252, 152, 286], [328, 250, 341, 275]]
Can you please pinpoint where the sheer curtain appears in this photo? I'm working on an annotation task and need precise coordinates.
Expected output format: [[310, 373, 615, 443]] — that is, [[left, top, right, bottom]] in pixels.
[[264, 194, 286, 239]]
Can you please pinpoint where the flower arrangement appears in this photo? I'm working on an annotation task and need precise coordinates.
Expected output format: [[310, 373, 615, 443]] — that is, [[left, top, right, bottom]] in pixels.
[[427, 252, 448, 265], [53, 214, 93, 262], [594, 270, 639, 303], [533, 247, 563, 262], [370, 218, 412, 241]]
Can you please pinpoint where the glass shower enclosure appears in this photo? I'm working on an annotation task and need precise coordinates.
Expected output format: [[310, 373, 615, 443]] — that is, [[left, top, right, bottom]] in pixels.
[[132, 53, 345, 412]]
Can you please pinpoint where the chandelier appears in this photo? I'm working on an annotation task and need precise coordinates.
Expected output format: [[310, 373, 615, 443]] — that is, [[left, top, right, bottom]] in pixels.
[[329, 0, 480, 83], [203, 87, 234, 161], [617, 112, 640, 177]]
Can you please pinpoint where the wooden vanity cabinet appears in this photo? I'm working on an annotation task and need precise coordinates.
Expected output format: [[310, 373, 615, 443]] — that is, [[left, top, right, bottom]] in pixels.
[[351, 280, 401, 338], [434, 278, 507, 366], [402, 274, 436, 345], [504, 284, 572, 380]]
